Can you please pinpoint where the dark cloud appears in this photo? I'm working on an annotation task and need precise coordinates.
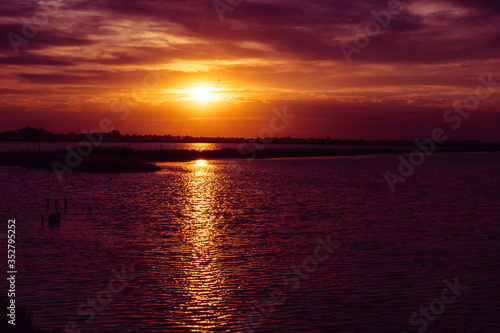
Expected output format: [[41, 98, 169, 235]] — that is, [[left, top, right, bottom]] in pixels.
[[2, 0, 499, 64], [0, 0, 499, 139], [0, 55, 73, 66]]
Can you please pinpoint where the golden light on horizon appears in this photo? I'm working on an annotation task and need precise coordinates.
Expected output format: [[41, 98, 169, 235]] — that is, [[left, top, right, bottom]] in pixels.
[[189, 87, 214, 102], [194, 159, 208, 166]]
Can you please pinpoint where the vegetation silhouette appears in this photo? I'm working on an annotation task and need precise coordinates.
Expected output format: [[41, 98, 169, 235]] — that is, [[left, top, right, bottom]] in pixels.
[[1, 145, 499, 173]]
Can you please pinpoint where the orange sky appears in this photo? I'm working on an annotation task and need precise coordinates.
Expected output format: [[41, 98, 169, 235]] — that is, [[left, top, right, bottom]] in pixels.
[[1, 0, 499, 140]]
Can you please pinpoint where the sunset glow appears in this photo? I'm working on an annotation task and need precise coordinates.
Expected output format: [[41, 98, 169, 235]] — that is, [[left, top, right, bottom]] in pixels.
[[188, 87, 215, 102], [194, 159, 208, 166], [1, 1, 499, 332], [0, 0, 499, 139]]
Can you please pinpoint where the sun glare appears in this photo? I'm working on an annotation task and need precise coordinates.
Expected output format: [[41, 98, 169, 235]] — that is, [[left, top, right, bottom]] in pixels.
[[190, 87, 213, 102], [194, 159, 208, 166]]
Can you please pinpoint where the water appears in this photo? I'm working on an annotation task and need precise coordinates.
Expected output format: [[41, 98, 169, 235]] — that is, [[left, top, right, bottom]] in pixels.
[[1, 153, 499, 332], [0, 141, 416, 152]]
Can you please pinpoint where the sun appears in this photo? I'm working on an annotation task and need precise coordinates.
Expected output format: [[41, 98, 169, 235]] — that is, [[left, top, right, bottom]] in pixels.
[[189, 87, 213, 102]]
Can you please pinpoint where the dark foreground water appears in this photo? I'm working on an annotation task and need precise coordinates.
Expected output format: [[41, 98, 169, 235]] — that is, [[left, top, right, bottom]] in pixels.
[[1, 153, 499, 332]]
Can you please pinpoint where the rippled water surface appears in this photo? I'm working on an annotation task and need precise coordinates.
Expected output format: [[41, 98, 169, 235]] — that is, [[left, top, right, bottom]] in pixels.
[[1, 153, 499, 332]]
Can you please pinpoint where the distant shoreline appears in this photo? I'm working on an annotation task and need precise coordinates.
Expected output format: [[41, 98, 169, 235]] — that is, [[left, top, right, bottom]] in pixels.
[[1, 138, 499, 148], [1, 126, 500, 149], [0, 146, 498, 173]]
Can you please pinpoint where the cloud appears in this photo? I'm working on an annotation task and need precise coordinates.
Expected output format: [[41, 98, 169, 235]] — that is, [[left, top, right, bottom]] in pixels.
[[0, 0, 499, 139]]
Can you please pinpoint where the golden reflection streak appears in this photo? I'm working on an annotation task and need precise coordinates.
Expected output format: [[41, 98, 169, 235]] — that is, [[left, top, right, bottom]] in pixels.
[[176, 159, 229, 331], [194, 159, 208, 166], [185, 143, 218, 151]]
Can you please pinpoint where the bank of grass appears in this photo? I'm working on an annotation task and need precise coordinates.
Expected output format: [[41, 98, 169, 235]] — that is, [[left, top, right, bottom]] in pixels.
[[0, 145, 498, 172], [0, 295, 56, 333], [0, 148, 161, 173]]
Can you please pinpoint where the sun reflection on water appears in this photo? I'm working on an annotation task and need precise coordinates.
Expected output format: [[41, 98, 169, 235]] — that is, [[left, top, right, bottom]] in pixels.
[[194, 159, 208, 166], [185, 143, 218, 151], [175, 159, 231, 331]]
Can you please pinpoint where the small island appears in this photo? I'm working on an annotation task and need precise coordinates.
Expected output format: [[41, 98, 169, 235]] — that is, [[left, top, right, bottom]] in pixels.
[[1, 127, 499, 173]]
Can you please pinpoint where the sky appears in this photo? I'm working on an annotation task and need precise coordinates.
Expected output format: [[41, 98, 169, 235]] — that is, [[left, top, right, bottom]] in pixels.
[[0, 0, 499, 140]]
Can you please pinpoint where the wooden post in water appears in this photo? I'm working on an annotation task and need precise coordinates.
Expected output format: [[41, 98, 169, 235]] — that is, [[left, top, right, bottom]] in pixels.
[[64, 197, 67, 213], [55, 200, 59, 211], [41, 215, 44, 226]]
